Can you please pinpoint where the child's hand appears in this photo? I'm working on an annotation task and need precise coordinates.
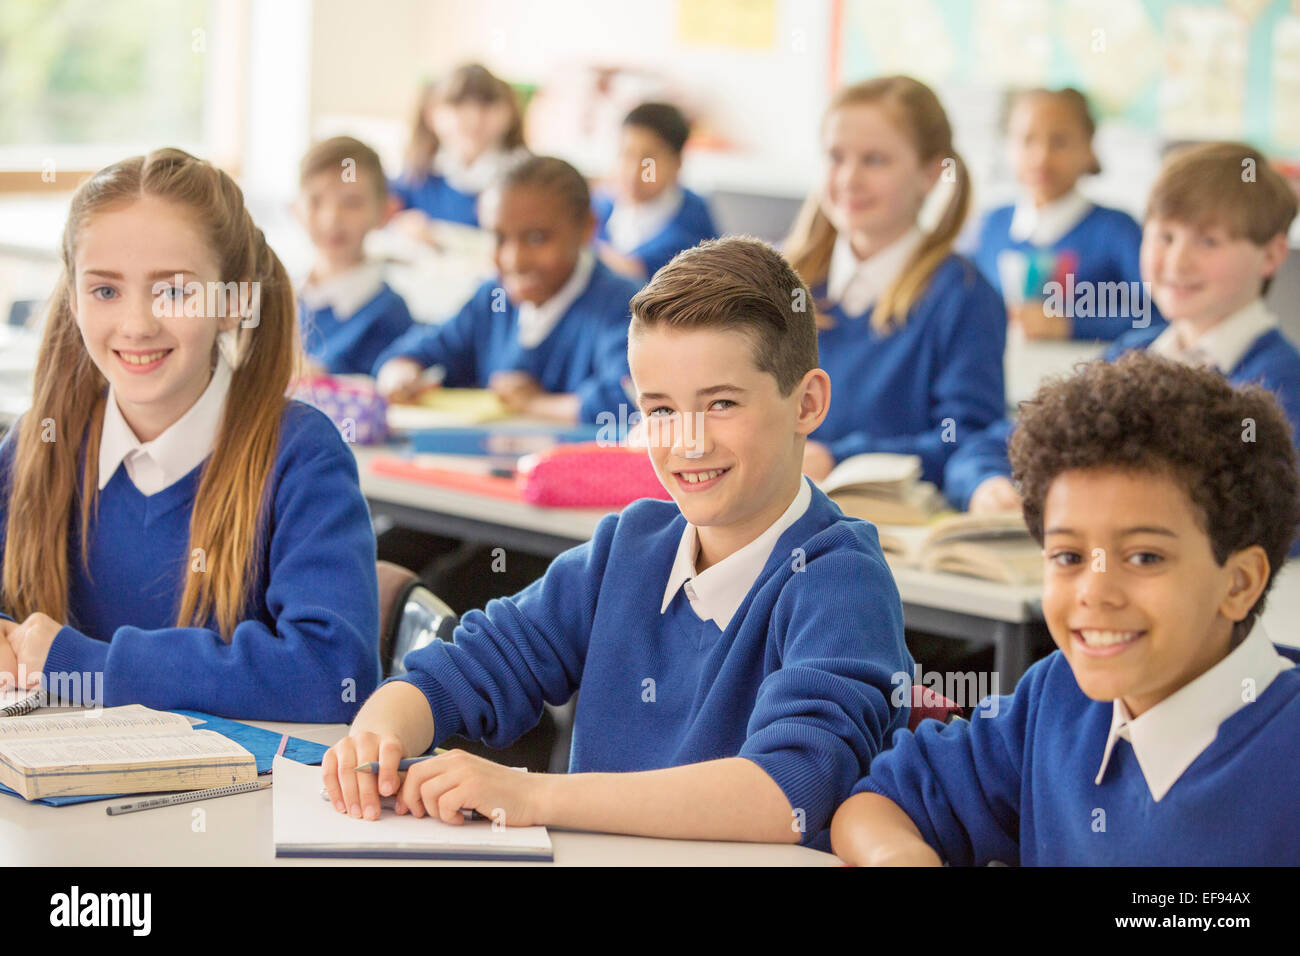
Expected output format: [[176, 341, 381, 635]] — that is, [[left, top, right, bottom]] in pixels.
[[0, 623, 19, 685], [489, 370, 544, 413], [396, 748, 547, 828], [389, 209, 444, 251], [595, 241, 648, 281], [853, 840, 943, 867], [968, 476, 1023, 514], [375, 358, 426, 402], [802, 441, 836, 482], [321, 730, 407, 820], [6, 612, 61, 686], [1010, 301, 1070, 340]]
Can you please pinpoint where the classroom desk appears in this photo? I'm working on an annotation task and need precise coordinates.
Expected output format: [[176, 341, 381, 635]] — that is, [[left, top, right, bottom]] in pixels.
[[0, 714, 839, 867], [356, 447, 1047, 683]]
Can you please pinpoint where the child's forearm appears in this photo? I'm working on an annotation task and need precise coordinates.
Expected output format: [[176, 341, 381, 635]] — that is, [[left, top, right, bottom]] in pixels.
[[349, 680, 437, 756], [524, 392, 580, 423], [537, 757, 800, 844], [830, 791, 942, 866]]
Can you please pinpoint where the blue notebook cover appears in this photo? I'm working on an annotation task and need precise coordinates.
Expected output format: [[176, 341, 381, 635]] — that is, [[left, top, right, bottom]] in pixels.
[[0, 709, 330, 806], [408, 424, 600, 458]]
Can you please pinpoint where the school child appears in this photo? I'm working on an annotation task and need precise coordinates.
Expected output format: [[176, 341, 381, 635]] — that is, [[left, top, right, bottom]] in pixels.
[[374, 156, 640, 425], [295, 136, 414, 376], [832, 353, 1300, 865], [0, 148, 379, 722], [948, 141, 1300, 531], [324, 237, 913, 849], [593, 101, 719, 281], [389, 63, 528, 235], [784, 75, 1005, 486], [972, 87, 1149, 341]]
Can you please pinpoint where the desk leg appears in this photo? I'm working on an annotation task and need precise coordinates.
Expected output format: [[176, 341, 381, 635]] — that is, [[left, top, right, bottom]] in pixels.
[[993, 621, 1031, 688]]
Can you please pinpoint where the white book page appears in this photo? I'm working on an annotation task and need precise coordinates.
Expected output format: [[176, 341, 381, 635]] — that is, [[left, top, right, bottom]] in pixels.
[[272, 756, 552, 852], [2, 729, 253, 769], [0, 704, 194, 743]]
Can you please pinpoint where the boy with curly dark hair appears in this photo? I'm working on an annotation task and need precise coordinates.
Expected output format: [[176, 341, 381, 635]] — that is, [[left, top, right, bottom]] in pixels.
[[831, 351, 1300, 865]]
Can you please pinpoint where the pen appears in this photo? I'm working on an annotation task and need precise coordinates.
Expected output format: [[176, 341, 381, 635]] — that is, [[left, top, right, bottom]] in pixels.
[[106, 778, 272, 815], [348, 747, 485, 820]]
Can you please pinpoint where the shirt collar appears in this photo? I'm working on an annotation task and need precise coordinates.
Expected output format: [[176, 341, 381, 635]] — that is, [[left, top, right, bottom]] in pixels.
[[517, 248, 596, 348], [1094, 625, 1295, 801], [826, 226, 924, 317], [99, 353, 233, 495], [605, 185, 685, 255], [298, 259, 385, 320], [1008, 188, 1093, 246], [660, 476, 813, 630], [1147, 298, 1277, 374], [435, 145, 528, 195]]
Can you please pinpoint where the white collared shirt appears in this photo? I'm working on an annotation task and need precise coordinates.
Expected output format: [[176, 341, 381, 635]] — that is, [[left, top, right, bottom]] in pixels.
[[1094, 625, 1294, 801], [660, 476, 812, 631], [826, 226, 924, 317], [434, 145, 528, 195], [297, 260, 386, 321], [1008, 188, 1093, 247], [1147, 298, 1278, 375], [605, 185, 685, 255], [99, 354, 233, 496], [516, 249, 595, 349]]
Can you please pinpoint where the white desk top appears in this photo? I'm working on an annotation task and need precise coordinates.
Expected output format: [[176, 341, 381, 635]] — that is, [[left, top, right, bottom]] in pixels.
[[0, 715, 839, 867]]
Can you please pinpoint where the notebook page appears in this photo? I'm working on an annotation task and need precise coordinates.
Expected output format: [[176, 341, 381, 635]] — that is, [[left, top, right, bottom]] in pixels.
[[272, 756, 552, 853]]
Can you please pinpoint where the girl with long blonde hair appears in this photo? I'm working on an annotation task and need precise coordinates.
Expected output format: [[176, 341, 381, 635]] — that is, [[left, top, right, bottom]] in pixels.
[[785, 76, 1006, 486], [0, 148, 379, 720]]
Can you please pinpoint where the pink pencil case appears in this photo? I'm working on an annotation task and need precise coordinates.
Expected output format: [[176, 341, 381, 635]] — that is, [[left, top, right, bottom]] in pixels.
[[291, 375, 389, 445], [517, 442, 671, 508]]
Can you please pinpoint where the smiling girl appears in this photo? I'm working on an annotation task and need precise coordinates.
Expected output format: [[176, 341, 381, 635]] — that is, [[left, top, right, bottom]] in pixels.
[[0, 148, 379, 721], [785, 76, 1006, 485]]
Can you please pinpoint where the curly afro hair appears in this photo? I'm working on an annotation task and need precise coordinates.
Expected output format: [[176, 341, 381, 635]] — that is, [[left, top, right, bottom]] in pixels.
[[1010, 351, 1300, 641]]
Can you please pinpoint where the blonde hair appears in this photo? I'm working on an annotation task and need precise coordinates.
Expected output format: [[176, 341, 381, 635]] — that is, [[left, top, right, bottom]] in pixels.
[[402, 63, 525, 180], [785, 75, 971, 332], [2, 148, 295, 641]]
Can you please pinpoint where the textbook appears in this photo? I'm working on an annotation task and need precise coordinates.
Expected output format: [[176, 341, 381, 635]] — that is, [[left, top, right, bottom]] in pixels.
[[879, 512, 1044, 585], [820, 453, 948, 525], [272, 756, 554, 861], [0, 705, 257, 801], [386, 388, 511, 431]]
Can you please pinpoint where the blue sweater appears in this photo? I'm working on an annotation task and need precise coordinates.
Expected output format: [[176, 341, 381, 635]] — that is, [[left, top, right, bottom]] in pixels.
[[299, 282, 414, 376], [593, 188, 719, 280], [0, 403, 380, 722], [856, 648, 1300, 865], [811, 255, 1006, 486], [373, 260, 640, 424], [391, 482, 914, 848], [972, 203, 1155, 341], [389, 173, 480, 227], [944, 324, 1300, 547]]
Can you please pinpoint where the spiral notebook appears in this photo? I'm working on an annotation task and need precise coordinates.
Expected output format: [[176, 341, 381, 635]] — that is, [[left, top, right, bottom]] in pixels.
[[0, 688, 42, 718]]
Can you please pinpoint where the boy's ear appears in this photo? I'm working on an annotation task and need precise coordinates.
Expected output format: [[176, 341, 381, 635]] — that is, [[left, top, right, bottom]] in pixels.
[[381, 194, 401, 227], [793, 367, 832, 437], [1260, 232, 1290, 279], [1220, 544, 1270, 625]]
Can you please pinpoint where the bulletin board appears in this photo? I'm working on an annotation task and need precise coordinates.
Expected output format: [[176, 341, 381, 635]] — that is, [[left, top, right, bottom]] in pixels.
[[834, 0, 1300, 157]]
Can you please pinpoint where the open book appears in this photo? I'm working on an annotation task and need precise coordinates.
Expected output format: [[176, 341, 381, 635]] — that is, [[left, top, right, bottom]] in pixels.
[[821, 453, 949, 526], [0, 704, 257, 800], [386, 388, 511, 432], [879, 511, 1044, 586], [273, 755, 553, 862]]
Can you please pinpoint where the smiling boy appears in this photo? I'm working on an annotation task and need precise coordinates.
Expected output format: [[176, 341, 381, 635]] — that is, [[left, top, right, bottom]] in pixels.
[[324, 237, 912, 848], [947, 141, 1300, 520], [832, 352, 1300, 865]]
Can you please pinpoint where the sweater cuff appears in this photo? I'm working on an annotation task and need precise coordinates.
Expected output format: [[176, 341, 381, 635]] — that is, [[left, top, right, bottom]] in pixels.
[[381, 671, 466, 747], [42, 625, 109, 692], [741, 749, 839, 846]]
